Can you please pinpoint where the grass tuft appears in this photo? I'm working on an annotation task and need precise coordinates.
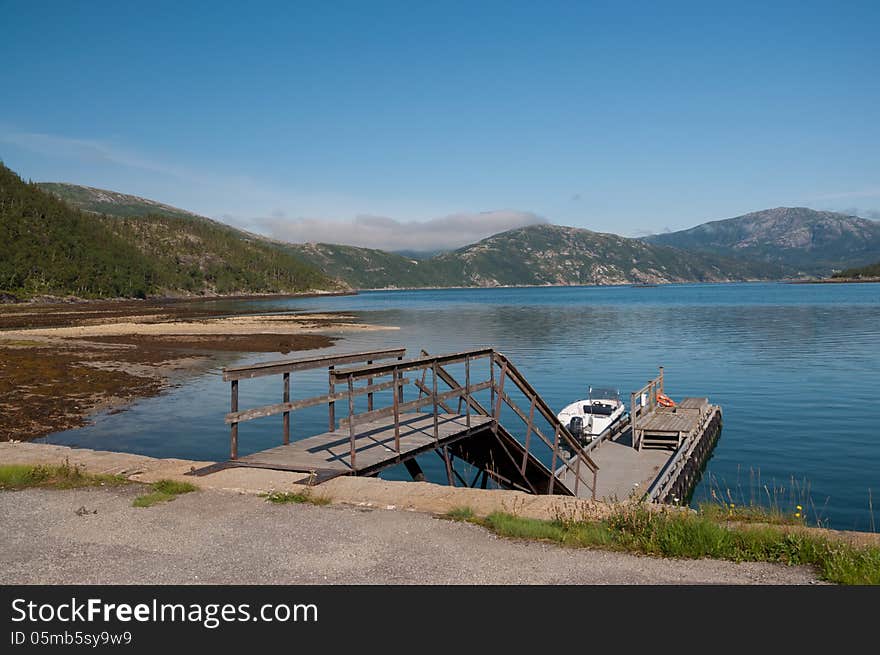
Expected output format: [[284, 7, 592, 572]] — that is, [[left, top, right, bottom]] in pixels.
[[152, 479, 197, 495], [262, 489, 331, 506], [444, 506, 476, 521], [132, 479, 197, 508], [0, 461, 128, 490]]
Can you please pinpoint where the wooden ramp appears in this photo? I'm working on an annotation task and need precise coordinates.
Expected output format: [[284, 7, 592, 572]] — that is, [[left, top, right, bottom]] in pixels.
[[202, 348, 599, 498], [237, 413, 493, 478]]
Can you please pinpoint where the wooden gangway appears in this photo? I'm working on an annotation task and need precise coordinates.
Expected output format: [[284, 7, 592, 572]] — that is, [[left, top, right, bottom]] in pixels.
[[209, 348, 599, 498]]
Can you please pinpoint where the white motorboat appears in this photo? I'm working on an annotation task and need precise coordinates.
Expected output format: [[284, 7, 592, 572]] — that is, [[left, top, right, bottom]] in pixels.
[[557, 386, 627, 444]]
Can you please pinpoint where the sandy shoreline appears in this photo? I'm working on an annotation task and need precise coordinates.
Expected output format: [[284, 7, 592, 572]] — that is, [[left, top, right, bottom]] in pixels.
[[0, 298, 395, 442], [0, 312, 394, 340]]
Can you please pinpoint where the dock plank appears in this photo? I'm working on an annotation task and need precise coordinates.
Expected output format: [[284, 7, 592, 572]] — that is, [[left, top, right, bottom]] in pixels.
[[638, 407, 701, 433], [237, 413, 494, 474]]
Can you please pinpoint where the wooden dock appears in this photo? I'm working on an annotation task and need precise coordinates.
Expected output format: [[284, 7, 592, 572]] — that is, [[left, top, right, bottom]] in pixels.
[[559, 372, 723, 502], [199, 349, 721, 506]]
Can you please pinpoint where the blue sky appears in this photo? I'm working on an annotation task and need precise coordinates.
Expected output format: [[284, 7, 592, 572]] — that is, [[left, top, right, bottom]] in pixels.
[[2, 1, 878, 249]]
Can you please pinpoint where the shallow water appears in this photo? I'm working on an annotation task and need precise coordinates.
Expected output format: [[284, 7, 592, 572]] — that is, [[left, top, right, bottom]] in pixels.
[[41, 282, 880, 531]]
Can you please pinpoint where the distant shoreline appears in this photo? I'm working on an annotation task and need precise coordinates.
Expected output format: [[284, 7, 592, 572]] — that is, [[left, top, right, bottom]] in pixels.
[[786, 277, 880, 285], [8, 278, 879, 305], [0, 289, 358, 307]]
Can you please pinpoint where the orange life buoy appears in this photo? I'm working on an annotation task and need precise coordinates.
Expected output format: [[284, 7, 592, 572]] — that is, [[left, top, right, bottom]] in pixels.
[[656, 392, 676, 407]]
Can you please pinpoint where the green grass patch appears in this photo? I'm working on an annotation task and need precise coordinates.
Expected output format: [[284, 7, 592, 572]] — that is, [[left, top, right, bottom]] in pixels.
[[699, 502, 806, 526], [0, 462, 128, 490], [444, 506, 476, 521], [132, 479, 197, 508], [261, 490, 331, 506], [447, 506, 880, 585]]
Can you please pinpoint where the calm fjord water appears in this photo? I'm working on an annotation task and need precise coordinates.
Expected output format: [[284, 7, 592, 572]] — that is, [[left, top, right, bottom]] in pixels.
[[43, 283, 880, 531]]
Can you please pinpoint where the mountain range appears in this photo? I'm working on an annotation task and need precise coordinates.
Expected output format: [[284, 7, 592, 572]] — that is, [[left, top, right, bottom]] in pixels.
[[644, 206, 880, 276], [0, 164, 875, 299]]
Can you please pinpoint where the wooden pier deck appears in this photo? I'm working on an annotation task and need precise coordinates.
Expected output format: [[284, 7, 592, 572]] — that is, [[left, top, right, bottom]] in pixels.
[[578, 431, 671, 501], [237, 413, 493, 480]]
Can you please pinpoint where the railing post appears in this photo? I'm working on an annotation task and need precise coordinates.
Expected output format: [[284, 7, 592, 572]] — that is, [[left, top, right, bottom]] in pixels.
[[230, 380, 239, 460], [417, 362, 428, 402], [443, 447, 454, 486], [393, 365, 400, 451], [397, 355, 404, 404], [592, 468, 597, 500], [347, 375, 356, 469], [464, 355, 471, 427], [282, 372, 290, 445], [630, 391, 638, 451], [493, 361, 507, 421], [490, 352, 496, 414], [575, 453, 581, 496], [432, 360, 439, 441], [367, 360, 373, 411], [548, 425, 560, 493], [328, 365, 336, 432], [521, 396, 535, 475]]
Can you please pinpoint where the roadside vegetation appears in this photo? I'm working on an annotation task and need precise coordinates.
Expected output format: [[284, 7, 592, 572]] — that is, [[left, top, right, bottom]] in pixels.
[[132, 479, 198, 508], [444, 504, 880, 585], [0, 461, 128, 490], [261, 489, 332, 506]]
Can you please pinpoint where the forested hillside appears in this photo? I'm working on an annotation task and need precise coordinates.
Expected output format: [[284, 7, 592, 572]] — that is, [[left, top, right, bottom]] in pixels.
[[1, 163, 340, 299], [0, 163, 155, 298]]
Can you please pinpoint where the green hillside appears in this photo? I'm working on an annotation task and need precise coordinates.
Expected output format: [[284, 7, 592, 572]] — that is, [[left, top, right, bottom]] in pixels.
[[36, 183, 204, 221], [100, 213, 339, 295], [644, 207, 880, 276], [1, 164, 340, 299], [832, 261, 880, 279], [285, 243, 439, 289], [0, 164, 155, 298]]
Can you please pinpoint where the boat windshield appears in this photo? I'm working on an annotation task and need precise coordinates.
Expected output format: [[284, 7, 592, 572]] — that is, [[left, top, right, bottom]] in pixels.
[[589, 387, 620, 402], [582, 402, 616, 416]]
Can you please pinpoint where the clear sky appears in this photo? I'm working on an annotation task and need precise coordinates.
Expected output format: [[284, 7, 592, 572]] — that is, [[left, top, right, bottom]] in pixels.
[[2, 0, 878, 249]]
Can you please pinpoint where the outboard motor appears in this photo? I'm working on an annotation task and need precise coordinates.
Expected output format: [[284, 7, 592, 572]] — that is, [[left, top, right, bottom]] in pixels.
[[568, 416, 584, 441]]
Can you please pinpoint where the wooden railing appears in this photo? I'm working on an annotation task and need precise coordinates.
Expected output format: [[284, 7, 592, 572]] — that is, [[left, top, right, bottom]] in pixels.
[[630, 367, 664, 450], [222, 347, 599, 498], [419, 350, 598, 497], [222, 348, 406, 459], [332, 349, 495, 468], [489, 352, 598, 498]]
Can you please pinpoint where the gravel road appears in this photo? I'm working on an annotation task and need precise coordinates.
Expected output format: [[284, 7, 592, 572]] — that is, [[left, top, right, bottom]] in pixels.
[[0, 487, 822, 584]]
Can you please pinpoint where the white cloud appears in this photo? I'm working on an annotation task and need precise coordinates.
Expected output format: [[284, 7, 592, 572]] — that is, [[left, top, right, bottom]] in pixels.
[[0, 127, 550, 243], [257, 210, 547, 251]]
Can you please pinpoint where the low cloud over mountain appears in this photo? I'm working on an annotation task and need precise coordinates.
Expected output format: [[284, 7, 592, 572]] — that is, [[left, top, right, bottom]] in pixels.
[[256, 210, 546, 251]]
